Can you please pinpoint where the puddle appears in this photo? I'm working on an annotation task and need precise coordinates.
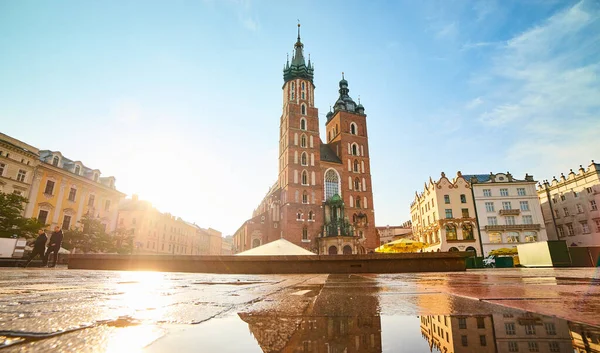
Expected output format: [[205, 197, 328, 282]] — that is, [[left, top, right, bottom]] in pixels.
[[140, 311, 600, 352]]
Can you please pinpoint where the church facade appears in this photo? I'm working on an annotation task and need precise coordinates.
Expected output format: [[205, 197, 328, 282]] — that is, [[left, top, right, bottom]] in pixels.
[[233, 26, 379, 255]]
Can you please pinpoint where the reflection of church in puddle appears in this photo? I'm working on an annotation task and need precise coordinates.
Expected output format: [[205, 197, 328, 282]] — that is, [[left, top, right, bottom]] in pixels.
[[239, 276, 382, 352], [420, 312, 599, 353]]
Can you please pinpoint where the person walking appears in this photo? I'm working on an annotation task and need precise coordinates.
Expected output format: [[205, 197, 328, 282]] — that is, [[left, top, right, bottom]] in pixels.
[[24, 229, 47, 267], [44, 226, 64, 268]]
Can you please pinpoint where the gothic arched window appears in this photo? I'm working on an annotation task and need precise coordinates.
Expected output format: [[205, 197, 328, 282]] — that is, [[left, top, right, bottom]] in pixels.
[[324, 169, 340, 201], [301, 152, 308, 166], [308, 211, 314, 221], [350, 122, 357, 135], [354, 178, 360, 190], [301, 104, 306, 115], [300, 117, 306, 130], [302, 227, 308, 240], [353, 160, 359, 172], [301, 170, 308, 185], [351, 143, 358, 156], [301, 134, 307, 148], [355, 197, 361, 208], [302, 191, 308, 204]]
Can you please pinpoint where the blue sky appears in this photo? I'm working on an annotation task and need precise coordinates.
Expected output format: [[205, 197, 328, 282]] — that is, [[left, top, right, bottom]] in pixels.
[[1, 0, 599, 235]]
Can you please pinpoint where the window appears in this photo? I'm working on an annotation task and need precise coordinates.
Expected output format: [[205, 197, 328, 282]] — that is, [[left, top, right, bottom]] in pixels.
[[596, 219, 600, 232], [506, 232, 520, 243], [506, 216, 516, 225], [479, 335, 487, 346], [574, 191, 579, 198], [301, 104, 306, 115], [544, 323, 556, 335], [105, 200, 111, 211], [560, 194, 566, 201], [523, 215, 533, 224], [591, 200, 598, 211], [353, 159, 359, 172], [44, 180, 55, 195], [53, 156, 59, 166], [485, 202, 495, 212], [324, 169, 340, 201], [74, 165, 80, 175], [463, 223, 474, 239], [500, 188, 509, 196], [68, 187, 77, 202], [566, 223, 574, 236], [94, 174, 99, 182], [489, 232, 502, 243], [351, 144, 358, 156], [502, 201, 512, 210], [301, 134, 307, 148], [300, 118, 306, 130], [476, 317, 485, 329], [528, 342, 539, 352], [355, 197, 361, 208], [460, 194, 467, 203], [548, 342, 560, 352], [308, 211, 314, 221], [62, 215, 72, 230], [461, 335, 468, 347], [557, 226, 565, 238], [302, 191, 308, 204], [508, 341, 519, 352], [38, 210, 49, 225], [517, 188, 526, 196], [581, 221, 590, 233], [563, 207, 569, 216], [0, 163, 4, 176], [445, 209, 453, 219], [520, 201, 530, 211], [525, 324, 536, 335], [524, 232, 538, 242], [587, 187, 594, 193], [483, 189, 491, 197], [296, 211, 302, 220], [458, 318, 466, 329], [461, 208, 469, 218], [354, 178, 360, 190], [575, 204, 584, 214], [301, 152, 307, 166], [444, 195, 450, 204], [16, 169, 26, 182], [302, 227, 308, 240], [301, 171, 308, 185], [488, 216, 498, 225], [505, 323, 516, 335], [88, 194, 95, 207], [350, 122, 357, 135], [446, 225, 457, 240]]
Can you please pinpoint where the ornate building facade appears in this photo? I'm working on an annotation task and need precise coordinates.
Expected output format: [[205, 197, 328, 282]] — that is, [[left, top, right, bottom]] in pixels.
[[537, 161, 600, 247], [410, 172, 481, 255], [233, 26, 378, 255], [467, 172, 548, 256]]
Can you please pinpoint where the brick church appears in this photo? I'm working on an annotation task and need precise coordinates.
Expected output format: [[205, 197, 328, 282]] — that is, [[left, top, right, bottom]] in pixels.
[[233, 25, 379, 255]]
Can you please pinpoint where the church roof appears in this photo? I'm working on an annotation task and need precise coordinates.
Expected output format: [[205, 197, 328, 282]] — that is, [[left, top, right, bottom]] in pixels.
[[235, 239, 316, 256], [319, 143, 342, 164]]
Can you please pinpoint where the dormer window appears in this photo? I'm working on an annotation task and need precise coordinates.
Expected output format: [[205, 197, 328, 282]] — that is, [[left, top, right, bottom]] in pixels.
[[74, 165, 80, 175], [52, 156, 59, 166], [93, 173, 99, 182]]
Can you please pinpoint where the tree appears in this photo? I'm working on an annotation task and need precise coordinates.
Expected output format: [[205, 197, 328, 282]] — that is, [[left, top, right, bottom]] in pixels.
[[62, 215, 133, 254], [0, 192, 43, 239]]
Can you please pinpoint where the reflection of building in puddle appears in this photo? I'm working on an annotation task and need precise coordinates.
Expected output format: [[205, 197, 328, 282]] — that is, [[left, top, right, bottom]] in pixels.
[[420, 314, 495, 353], [569, 322, 600, 353], [239, 275, 382, 352], [420, 312, 598, 353]]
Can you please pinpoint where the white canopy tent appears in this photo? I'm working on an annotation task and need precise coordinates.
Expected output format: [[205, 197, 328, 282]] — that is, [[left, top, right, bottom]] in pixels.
[[236, 239, 316, 256]]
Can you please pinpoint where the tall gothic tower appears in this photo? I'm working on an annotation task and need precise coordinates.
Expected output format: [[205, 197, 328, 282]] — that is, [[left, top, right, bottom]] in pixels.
[[278, 24, 323, 246]]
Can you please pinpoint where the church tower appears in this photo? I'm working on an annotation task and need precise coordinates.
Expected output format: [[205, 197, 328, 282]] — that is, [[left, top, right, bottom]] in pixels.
[[278, 24, 322, 248], [324, 75, 378, 251]]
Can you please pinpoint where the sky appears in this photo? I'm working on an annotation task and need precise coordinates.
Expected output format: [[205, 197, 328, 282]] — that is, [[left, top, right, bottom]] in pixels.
[[1, 0, 599, 236]]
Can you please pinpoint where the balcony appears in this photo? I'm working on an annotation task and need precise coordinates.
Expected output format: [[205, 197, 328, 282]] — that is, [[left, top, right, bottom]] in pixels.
[[499, 209, 521, 216], [485, 224, 541, 231]]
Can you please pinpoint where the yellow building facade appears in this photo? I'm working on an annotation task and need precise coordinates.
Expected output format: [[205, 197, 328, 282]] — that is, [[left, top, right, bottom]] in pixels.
[[24, 150, 124, 232]]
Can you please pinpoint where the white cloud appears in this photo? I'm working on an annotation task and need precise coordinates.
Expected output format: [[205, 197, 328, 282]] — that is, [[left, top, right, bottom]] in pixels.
[[436, 22, 458, 39], [465, 97, 483, 110]]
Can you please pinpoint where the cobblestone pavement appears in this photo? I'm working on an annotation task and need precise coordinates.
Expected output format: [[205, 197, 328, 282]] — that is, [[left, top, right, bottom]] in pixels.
[[0, 267, 598, 352]]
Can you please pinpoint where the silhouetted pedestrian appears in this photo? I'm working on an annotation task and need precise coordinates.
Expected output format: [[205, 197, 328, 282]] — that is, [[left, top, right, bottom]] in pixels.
[[24, 229, 47, 267], [44, 226, 63, 268]]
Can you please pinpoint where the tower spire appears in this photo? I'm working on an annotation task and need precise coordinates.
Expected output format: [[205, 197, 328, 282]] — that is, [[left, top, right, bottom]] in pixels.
[[297, 20, 301, 42], [283, 22, 314, 83]]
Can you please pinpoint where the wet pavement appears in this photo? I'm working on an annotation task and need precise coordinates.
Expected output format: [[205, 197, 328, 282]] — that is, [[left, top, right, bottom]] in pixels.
[[0, 267, 598, 352]]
